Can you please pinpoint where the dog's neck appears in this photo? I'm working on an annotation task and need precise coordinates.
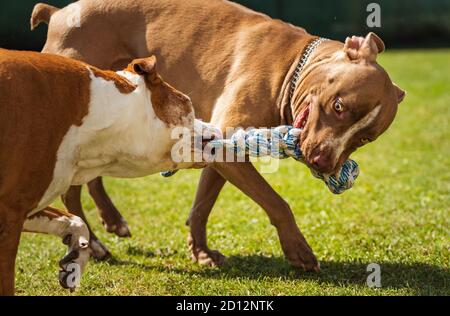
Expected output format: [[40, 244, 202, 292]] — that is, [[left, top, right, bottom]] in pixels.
[[280, 38, 342, 125], [72, 70, 174, 184]]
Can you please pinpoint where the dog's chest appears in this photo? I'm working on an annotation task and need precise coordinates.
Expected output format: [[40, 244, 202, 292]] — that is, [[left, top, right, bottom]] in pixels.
[[31, 71, 171, 215], [73, 71, 173, 180]]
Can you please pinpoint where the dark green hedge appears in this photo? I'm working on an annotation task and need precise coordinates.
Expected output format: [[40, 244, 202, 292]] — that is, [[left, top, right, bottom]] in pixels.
[[236, 0, 450, 47], [1, 0, 449, 51], [0, 1, 72, 50]]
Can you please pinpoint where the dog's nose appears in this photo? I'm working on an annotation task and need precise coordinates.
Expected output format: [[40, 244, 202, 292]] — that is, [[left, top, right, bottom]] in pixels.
[[312, 153, 333, 173]]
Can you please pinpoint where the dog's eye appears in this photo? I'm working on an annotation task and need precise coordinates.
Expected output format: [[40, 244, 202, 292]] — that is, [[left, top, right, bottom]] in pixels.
[[334, 99, 344, 113], [360, 138, 371, 144]]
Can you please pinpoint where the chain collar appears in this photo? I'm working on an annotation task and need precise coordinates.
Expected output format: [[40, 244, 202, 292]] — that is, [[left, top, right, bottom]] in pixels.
[[289, 37, 329, 103]]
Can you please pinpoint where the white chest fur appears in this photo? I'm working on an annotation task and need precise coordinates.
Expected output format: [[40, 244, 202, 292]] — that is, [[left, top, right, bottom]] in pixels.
[[31, 69, 174, 215]]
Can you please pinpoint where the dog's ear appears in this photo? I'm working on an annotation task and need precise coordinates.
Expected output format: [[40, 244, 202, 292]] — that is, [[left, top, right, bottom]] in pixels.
[[31, 3, 60, 30], [132, 56, 157, 76], [393, 83, 406, 104], [344, 32, 385, 62]]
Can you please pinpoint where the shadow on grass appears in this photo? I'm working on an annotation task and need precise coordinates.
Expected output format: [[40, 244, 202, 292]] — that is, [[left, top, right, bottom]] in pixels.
[[103, 253, 449, 295], [223, 255, 449, 295]]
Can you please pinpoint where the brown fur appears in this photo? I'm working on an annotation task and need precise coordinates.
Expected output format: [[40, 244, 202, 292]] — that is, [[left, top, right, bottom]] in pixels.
[[24, 206, 74, 223], [35, 0, 405, 271], [0, 49, 197, 295], [291, 36, 401, 173], [0, 49, 91, 211], [127, 58, 194, 126], [0, 49, 91, 295], [89, 67, 137, 94], [30, 3, 59, 30]]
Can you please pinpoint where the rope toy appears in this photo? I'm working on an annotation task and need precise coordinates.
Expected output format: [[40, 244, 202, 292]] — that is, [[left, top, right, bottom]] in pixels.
[[161, 126, 360, 194]]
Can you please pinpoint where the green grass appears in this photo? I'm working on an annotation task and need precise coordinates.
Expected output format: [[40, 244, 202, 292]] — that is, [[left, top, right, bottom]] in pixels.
[[15, 50, 449, 296]]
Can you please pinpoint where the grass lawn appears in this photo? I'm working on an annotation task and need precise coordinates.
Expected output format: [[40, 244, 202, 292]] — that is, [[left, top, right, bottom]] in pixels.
[[15, 49, 449, 296]]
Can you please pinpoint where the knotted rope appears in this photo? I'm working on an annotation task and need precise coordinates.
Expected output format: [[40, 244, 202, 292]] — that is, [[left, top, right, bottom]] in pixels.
[[161, 126, 359, 194]]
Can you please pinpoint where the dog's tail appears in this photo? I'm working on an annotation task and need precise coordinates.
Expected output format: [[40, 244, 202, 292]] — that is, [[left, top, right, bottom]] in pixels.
[[30, 3, 60, 30]]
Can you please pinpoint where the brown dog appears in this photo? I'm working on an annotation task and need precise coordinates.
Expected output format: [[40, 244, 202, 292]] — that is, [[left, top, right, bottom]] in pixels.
[[0, 49, 218, 295], [32, 0, 405, 270]]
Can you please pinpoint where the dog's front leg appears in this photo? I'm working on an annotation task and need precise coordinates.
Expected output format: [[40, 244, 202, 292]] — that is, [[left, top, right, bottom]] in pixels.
[[23, 207, 91, 291], [62, 185, 111, 260], [0, 203, 24, 296], [188, 162, 319, 271], [213, 162, 319, 271]]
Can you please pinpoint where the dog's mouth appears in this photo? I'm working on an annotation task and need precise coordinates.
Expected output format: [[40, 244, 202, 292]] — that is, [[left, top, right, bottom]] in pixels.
[[295, 105, 310, 130], [193, 120, 223, 152], [201, 135, 216, 150], [295, 105, 317, 169], [190, 134, 217, 154], [296, 105, 311, 153]]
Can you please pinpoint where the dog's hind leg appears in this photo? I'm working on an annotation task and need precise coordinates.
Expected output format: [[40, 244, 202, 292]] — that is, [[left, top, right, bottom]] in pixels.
[[0, 203, 24, 296], [87, 177, 131, 238], [23, 207, 91, 291], [62, 185, 111, 260]]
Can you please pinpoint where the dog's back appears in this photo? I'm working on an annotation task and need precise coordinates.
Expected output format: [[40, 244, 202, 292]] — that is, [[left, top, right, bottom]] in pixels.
[[33, 0, 309, 123]]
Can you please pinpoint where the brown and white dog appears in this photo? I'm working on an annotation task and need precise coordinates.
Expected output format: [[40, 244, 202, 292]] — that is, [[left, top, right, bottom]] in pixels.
[[0, 49, 219, 295], [31, 0, 406, 271]]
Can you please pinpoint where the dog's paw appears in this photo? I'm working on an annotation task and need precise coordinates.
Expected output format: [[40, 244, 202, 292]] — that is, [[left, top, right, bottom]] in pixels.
[[286, 250, 320, 272], [278, 231, 320, 272], [193, 249, 227, 267], [58, 251, 83, 291], [58, 234, 91, 291], [102, 217, 131, 238], [59, 265, 78, 291], [188, 234, 227, 267], [90, 238, 112, 260]]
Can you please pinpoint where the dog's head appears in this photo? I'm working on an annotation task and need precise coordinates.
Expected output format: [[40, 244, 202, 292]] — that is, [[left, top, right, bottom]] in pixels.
[[125, 56, 221, 168], [293, 33, 405, 174]]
